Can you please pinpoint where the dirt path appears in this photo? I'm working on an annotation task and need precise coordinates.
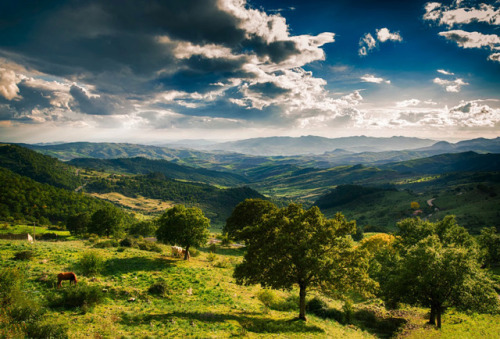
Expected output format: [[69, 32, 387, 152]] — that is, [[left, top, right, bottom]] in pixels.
[[427, 198, 435, 207]]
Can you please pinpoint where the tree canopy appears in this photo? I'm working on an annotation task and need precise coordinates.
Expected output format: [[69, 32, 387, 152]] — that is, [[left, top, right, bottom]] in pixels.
[[156, 205, 210, 260], [234, 203, 375, 320], [376, 217, 499, 328]]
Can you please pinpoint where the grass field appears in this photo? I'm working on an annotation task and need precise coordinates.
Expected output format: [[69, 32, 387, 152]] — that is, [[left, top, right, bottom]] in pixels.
[[1, 235, 499, 338]]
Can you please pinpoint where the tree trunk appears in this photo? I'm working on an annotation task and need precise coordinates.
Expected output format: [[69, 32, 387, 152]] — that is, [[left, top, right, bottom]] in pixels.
[[184, 244, 190, 260], [428, 306, 436, 325], [299, 284, 307, 321], [436, 309, 442, 329]]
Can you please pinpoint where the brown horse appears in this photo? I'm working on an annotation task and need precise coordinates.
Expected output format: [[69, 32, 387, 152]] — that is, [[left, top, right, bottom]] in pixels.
[[57, 272, 78, 288]]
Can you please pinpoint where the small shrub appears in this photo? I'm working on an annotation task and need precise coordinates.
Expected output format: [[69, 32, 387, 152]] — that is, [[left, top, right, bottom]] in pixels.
[[306, 296, 328, 315], [13, 250, 35, 261], [40, 232, 59, 240], [49, 284, 105, 311], [342, 300, 354, 324], [116, 247, 126, 252], [87, 234, 99, 243], [271, 295, 299, 311], [256, 289, 278, 308], [94, 239, 119, 248], [25, 321, 68, 339], [138, 241, 162, 253], [78, 251, 105, 276], [190, 248, 200, 257], [208, 243, 217, 253], [148, 280, 170, 297], [207, 252, 217, 262], [213, 259, 231, 268], [0, 268, 24, 305], [119, 237, 137, 248]]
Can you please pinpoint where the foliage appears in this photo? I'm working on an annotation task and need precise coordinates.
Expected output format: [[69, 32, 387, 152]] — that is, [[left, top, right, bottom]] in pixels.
[[315, 185, 397, 210], [0, 167, 119, 225], [128, 220, 157, 237], [224, 199, 278, 240], [66, 213, 91, 236], [352, 225, 364, 241], [156, 205, 210, 260], [377, 217, 500, 328], [234, 203, 376, 320], [478, 227, 500, 267], [148, 279, 171, 297], [88, 207, 125, 237], [93, 239, 119, 248], [49, 283, 105, 311], [410, 201, 420, 209], [256, 289, 278, 308], [13, 249, 35, 261], [78, 251, 106, 276]]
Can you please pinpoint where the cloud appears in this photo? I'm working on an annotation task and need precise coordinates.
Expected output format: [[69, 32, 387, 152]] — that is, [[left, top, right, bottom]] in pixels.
[[376, 28, 402, 42], [359, 28, 402, 56], [360, 74, 391, 84], [69, 85, 131, 115], [0, 68, 21, 100], [437, 69, 454, 75], [439, 30, 500, 49], [396, 99, 421, 108], [424, 1, 500, 27], [489, 52, 500, 62], [433, 77, 468, 92]]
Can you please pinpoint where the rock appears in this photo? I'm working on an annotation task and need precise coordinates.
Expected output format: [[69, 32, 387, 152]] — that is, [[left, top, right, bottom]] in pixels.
[[128, 297, 136, 302]]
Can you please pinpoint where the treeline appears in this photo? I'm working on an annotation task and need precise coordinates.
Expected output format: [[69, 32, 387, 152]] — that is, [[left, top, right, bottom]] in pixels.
[[85, 173, 263, 226], [0, 168, 124, 225], [0, 144, 81, 190]]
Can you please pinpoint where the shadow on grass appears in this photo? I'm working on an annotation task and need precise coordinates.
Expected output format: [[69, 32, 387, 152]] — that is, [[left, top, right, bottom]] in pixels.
[[352, 309, 407, 339], [102, 256, 174, 276], [121, 311, 324, 334]]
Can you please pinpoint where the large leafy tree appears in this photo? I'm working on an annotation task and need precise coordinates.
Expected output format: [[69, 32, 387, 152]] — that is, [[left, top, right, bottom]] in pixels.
[[156, 205, 210, 260], [478, 227, 500, 267], [378, 217, 499, 328], [224, 199, 278, 241], [88, 207, 124, 237], [66, 212, 91, 236], [234, 203, 375, 320]]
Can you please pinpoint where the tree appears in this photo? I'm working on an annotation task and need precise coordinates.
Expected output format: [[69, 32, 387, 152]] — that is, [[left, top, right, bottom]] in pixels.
[[378, 217, 499, 328], [410, 201, 420, 210], [88, 207, 124, 237], [156, 205, 210, 260], [66, 213, 91, 236], [478, 227, 500, 267], [234, 203, 375, 320], [128, 220, 157, 237], [224, 199, 277, 241]]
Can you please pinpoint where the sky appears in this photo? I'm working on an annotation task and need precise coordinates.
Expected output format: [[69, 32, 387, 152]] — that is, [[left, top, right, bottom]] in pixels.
[[0, 0, 499, 144]]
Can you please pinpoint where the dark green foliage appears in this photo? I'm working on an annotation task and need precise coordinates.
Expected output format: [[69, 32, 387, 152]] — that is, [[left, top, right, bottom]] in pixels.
[[78, 251, 106, 276], [234, 204, 375, 320], [478, 227, 500, 267], [128, 220, 157, 237], [88, 207, 124, 237], [224, 198, 278, 240], [49, 283, 105, 311], [0, 144, 81, 190], [0, 167, 119, 225], [66, 213, 91, 236], [119, 237, 137, 248], [69, 157, 247, 186], [93, 239, 119, 248], [352, 225, 364, 242], [13, 250, 35, 261], [156, 205, 210, 260], [25, 321, 69, 339], [376, 216, 500, 328], [315, 185, 396, 210], [148, 279, 170, 296]]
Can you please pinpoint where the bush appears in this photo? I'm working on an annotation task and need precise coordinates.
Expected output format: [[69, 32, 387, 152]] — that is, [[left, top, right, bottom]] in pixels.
[[78, 251, 105, 276], [25, 321, 68, 339], [94, 239, 119, 248], [119, 237, 137, 248], [138, 241, 162, 253], [207, 252, 217, 262], [0, 268, 24, 305], [148, 280, 170, 297], [13, 250, 35, 261], [49, 283, 105, 312], [40, 232, 59, 240], [256, 289, 278, 308], [306, 296, 328, 315]]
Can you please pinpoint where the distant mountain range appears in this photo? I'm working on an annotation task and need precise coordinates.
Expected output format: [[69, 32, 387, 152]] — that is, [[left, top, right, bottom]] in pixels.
[[197, 135, 437, 155]]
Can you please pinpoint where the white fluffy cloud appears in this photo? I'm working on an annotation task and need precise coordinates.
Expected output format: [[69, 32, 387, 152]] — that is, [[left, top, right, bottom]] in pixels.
[[424, 2, 500, 27], [359, 28, 402, 56], [437, 69, 454, 75], [433, 77, 468, 92], [396, 99, 421, 108], [439, 30, 500, 49], [0, 68, 21, 100], [360, 74, 391, 84]]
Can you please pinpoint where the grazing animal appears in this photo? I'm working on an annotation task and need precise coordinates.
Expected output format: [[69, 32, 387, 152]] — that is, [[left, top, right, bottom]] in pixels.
[[57, 272, 78, 288], [171, 246, 183, 257]]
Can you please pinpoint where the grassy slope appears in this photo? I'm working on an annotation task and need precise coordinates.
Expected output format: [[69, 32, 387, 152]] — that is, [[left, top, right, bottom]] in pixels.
[[1, 237, 498, 338]]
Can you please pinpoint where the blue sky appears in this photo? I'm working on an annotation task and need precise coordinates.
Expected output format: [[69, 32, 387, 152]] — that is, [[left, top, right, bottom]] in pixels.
[[0, 0, 499, 143]]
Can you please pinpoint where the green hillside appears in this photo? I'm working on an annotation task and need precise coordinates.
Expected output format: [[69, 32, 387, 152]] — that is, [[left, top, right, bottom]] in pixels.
[[0, 167, 121, 225], [0, 144, 82, 190], [68, 157, 247, 187]]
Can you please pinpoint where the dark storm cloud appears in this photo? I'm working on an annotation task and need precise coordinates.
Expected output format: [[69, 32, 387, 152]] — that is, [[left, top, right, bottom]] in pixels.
[[0, 0, 303, 96], [69, 85, 129, 115], [248, 82, 290, 99]]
